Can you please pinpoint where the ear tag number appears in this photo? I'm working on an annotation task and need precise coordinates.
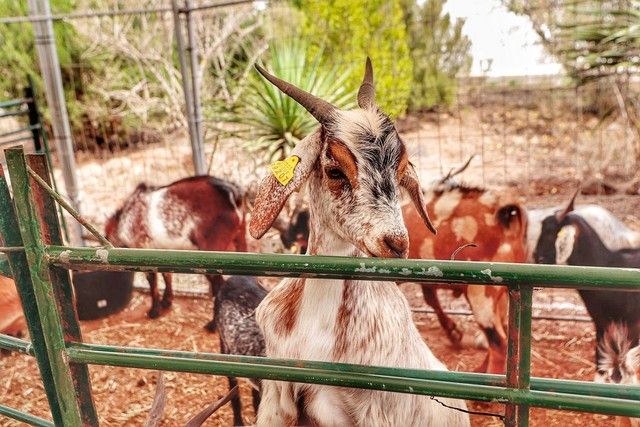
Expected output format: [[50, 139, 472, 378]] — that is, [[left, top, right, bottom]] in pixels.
[[269, 155, 300, 186]]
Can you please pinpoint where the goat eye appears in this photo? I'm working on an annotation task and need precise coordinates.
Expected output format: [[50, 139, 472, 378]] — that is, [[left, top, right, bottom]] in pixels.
[[326, 168, 347, 180]]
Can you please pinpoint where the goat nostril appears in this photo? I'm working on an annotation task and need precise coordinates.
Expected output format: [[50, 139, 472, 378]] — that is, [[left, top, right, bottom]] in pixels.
[[383, 235, 408, 258]]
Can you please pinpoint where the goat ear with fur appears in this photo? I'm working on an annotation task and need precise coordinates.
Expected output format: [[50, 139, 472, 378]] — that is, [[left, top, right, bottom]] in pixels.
[[401, 162, 437, 235], [249, 131, 322, 239], [555, 225, 577, 264]]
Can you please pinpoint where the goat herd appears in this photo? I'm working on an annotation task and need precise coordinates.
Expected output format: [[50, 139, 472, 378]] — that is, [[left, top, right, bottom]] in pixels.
[[2, 59, 640, 425]]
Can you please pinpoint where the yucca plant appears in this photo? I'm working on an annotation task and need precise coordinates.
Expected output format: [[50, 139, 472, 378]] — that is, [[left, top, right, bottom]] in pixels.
[[557, 2, 640, 81], [227, 39, 356, 162]]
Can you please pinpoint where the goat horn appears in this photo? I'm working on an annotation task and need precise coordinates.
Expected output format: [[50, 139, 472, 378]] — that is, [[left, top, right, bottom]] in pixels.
[[357, 57, 376, 109], [255, 64, 336, 125], [557, 187, 580, 221]]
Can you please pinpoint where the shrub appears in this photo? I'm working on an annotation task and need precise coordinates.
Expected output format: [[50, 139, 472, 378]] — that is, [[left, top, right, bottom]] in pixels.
[[402, 0, 472, 111], [226, 39, 356, 162], [296, 0, 413, 118]]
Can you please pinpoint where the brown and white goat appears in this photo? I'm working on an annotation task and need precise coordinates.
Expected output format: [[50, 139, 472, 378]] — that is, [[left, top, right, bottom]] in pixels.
[[0, 274, 25, 352], [403, 181, 528, 374], [105, 176, 247, 326], [248, 59, 470, 426]]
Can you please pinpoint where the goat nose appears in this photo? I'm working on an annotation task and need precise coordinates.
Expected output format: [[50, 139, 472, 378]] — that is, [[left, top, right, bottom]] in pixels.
[[382, 235, 408, 258]]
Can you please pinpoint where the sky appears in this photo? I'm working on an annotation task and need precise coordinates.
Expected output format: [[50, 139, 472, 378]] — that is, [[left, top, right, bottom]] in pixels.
[[442, 0, 563, 77]]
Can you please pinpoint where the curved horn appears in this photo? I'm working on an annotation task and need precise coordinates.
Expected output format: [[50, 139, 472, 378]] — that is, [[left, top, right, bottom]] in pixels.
[[556, 187, 580, 221], [255, 64, 336, 124], [357, 57, 376, 109]]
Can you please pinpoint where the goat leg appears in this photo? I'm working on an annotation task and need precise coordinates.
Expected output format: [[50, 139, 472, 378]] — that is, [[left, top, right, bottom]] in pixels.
[[226, 376, 245, 426], [421, 284, 463, 346], [204, 274, 225, 332], [160, 273, 173, 309], [147, 272, 161, 319]]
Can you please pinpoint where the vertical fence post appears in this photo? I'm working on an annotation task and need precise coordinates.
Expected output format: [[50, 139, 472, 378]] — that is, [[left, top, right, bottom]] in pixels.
[[24, 78, 42, 153], [4, 148, 98, 426], [25, 74, 71, 243], [27, 0, 84, 246], [172, 0, 206, 175], [184, 0, 206, 175], [505, 285, 533, 426]]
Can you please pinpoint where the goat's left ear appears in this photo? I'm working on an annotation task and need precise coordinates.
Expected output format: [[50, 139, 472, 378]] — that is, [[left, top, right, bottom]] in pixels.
[[401, 163, 437, 235], [249, 131, 322, 239], [555, 224, 577, 264]]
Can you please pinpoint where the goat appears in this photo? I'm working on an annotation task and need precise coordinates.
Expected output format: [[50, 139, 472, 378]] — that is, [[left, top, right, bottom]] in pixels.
[[597, 323, 640, 427], [260, 166, 527, 374], [597, 323, 640, 385], [105, 176, 247, 327], [213, 276, 266, 426], [0, 274, 25, 355], [527, 203, 640, 263], [248, 58, 470, 426], [533, 193, 640, 376], [403, 181, 527, 374]]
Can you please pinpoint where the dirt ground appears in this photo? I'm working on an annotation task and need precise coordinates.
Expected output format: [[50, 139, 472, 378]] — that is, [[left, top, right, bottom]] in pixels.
[[0, 285, 618, 427], [2, 105, 639, 426]]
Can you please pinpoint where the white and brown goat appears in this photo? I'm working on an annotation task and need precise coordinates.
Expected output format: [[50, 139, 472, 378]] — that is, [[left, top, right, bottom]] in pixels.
[[249, 59, 470, 426], [105, 176, 247, 327]]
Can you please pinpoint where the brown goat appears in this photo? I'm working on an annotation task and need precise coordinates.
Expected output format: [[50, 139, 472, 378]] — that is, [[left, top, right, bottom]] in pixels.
[[403, 181, 528, 374], [0, 274, 25, 351], [105, 176, 247, 328]]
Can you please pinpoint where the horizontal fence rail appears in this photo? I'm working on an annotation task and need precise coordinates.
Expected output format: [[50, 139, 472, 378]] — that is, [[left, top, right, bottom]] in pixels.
[[46, 245, 640, 290], [1, 333, 639, 418]]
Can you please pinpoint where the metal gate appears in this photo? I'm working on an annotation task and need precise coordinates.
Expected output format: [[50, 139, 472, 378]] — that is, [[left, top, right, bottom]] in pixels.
[[0, 147, 638, 427]]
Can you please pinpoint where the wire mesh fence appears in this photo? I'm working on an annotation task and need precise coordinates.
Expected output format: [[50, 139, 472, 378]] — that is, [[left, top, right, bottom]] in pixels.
[[1, 0, 639, 297]]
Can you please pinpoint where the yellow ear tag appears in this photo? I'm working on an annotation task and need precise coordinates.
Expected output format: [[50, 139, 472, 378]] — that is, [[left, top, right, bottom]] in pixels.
[[269, 155, 300, 186]]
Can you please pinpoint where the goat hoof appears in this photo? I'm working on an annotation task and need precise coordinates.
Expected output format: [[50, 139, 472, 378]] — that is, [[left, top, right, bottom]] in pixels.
[[160, 299, 172, 309], [147, 308, 161, 319], [204, 319, 217, 332]]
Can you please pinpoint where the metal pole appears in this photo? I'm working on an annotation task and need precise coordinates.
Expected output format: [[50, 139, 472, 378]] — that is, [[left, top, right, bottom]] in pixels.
[[185, 0, 206, 175], [171, 0, 205, 175], [27, 0, 83, 246]]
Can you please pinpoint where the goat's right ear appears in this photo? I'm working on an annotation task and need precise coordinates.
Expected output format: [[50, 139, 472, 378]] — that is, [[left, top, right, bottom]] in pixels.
[[249, 131, 322, 239]]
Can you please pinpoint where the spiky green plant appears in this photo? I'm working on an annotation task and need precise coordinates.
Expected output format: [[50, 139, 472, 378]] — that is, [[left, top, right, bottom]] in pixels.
[[229, 39, 356, 162]]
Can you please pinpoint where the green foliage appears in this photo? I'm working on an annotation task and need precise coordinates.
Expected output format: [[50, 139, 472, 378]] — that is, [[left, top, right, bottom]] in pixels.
[[401, 0, 472, 111], [227, 39, 356, 162], [0, 0, 87, 123], [504, 0, 640, 82], [296, 0, 413, 118]]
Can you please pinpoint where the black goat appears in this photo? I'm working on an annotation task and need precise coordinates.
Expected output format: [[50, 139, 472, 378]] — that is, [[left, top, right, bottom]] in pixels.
[[534, 194, 640, 376], [213, 276, 266, 426]]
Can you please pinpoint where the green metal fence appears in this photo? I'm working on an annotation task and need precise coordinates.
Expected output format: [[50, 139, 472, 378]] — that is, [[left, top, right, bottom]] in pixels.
[[0, 147, 639, 426]]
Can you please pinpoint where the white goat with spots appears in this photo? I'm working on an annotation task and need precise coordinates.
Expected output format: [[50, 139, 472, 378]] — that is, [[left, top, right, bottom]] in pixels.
[[249, 59, 470, 426]]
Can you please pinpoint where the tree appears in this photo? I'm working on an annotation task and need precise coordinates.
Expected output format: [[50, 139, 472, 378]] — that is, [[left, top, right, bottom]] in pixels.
[[296, 0, 413, 117], [401, 0, 472, 111]]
